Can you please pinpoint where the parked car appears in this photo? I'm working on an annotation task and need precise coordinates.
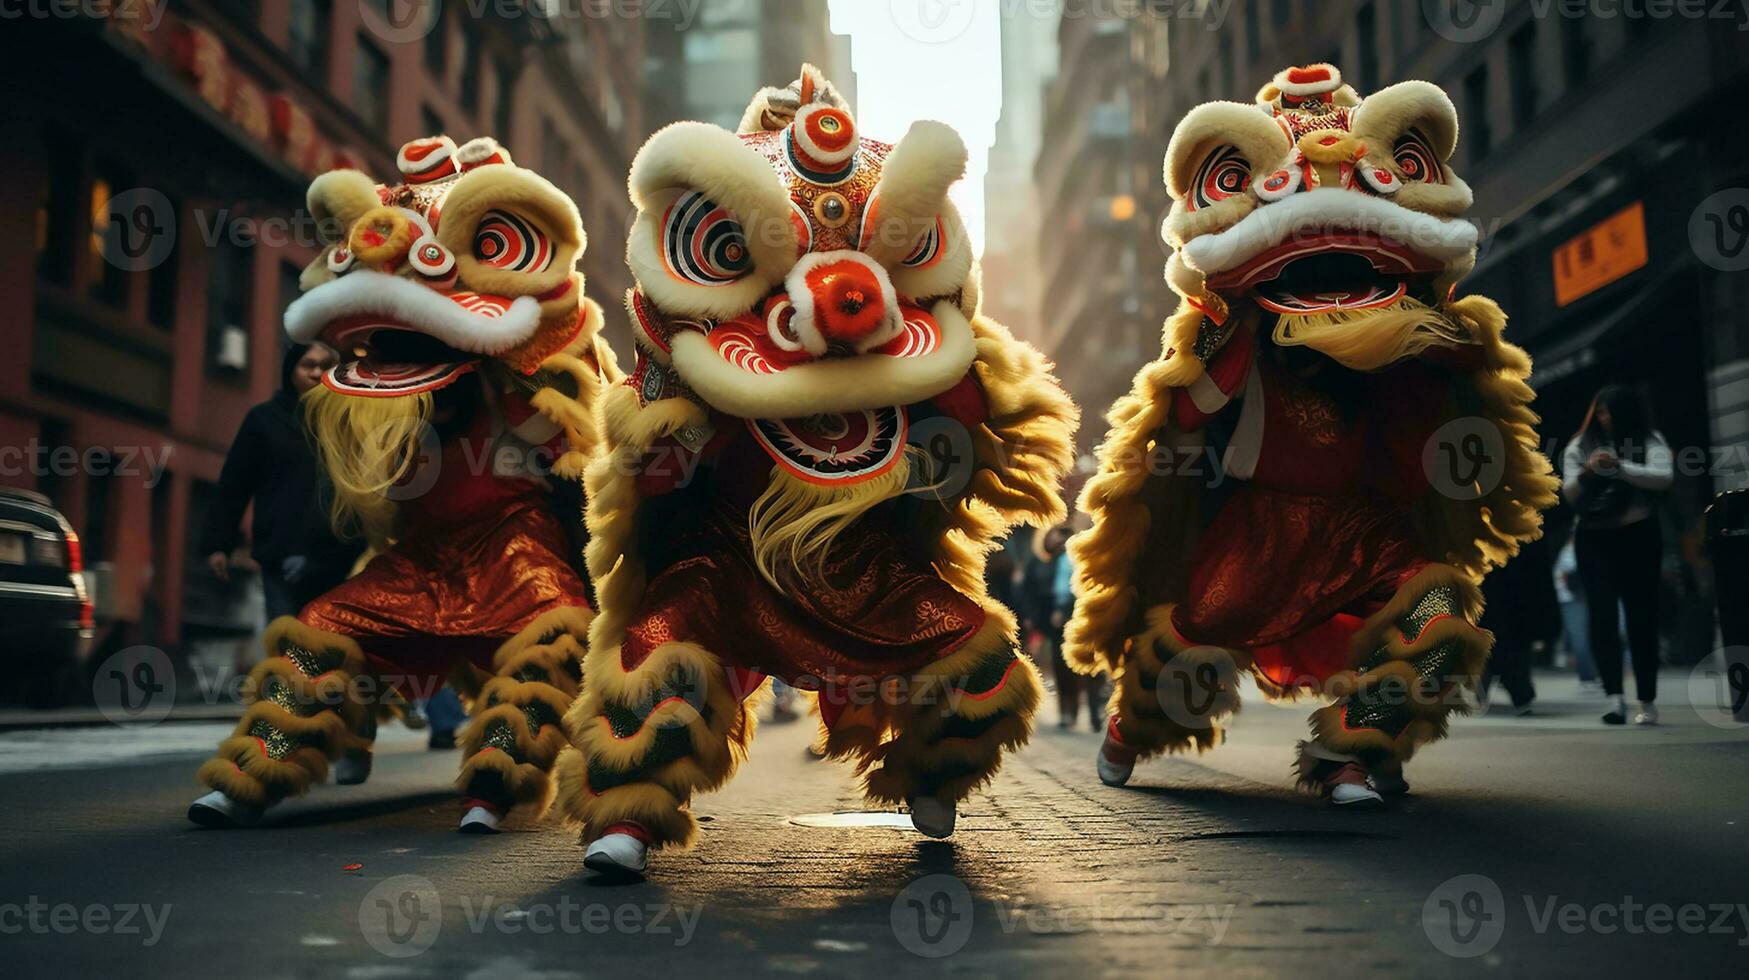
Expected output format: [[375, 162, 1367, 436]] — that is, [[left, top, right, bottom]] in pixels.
[[0, 487, 94, 707]]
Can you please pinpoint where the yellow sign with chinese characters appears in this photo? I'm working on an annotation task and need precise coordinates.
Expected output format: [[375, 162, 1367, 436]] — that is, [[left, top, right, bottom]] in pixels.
[[1553, 201, 1648, 307]]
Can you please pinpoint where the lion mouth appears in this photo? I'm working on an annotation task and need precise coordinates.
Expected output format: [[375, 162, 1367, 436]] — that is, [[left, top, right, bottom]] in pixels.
[[321, 317, 478, 396], [1210, 232, 1444, 315]]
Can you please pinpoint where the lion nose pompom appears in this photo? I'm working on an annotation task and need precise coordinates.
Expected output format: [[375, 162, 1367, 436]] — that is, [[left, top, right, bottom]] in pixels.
[[805, 259, 887, 344], [347, 206, 416, 269]]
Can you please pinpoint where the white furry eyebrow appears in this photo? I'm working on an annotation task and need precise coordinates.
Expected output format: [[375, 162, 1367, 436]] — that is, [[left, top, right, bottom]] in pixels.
[[284, 271, 542, 356], [1178, 188, 1479, 277]]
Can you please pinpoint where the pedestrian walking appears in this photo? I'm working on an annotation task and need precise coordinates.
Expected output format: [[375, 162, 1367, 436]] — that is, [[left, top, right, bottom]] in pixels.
[[1561, 385, 1674, 725], [198, 342, 361, 622]]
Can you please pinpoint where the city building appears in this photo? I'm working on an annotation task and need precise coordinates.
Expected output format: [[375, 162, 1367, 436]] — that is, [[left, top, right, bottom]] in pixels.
[[641, 0, 857, 131], [1, 1, 646, 654], [982, 6, 1061, 349]]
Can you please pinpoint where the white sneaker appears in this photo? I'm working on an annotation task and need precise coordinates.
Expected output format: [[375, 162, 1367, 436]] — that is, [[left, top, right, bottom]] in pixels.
[[333, 752, 372, 785], [1322, 763, 1384, 808], [187, 790, 265, 828], [458, 805, 501, 834], [1633, 703, 1659, 725], [908, 797, 956, 838], [584, 833, 649, 877]]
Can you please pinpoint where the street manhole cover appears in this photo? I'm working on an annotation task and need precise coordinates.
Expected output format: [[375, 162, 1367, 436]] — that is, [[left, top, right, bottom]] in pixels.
[[788, 811, 918, 829]]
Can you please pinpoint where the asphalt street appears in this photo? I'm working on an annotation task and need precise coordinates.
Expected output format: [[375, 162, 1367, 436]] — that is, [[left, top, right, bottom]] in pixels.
[[0, 669, 1744, 979]]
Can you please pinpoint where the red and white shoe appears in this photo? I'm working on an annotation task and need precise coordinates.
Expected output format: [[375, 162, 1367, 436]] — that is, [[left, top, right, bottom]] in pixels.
[[458, 798, 504, 834], [1322, 762, 1384, 807], [1096, 717, 1139, 787], [584, 822, 652, 878]]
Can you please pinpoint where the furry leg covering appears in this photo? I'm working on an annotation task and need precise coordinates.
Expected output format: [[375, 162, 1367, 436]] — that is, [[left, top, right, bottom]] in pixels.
[[555, 640, 759, 850], [855, 611, 1041, 807], [457, 606, 590, 821], [1294, 565, 1491, 787], [1106, 603, 1246, 759], [195, 617, 374, 806]]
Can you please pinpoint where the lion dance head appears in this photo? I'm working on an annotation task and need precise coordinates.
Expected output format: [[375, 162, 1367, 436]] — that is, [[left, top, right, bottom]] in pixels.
[[1163, 63, 1484, 372], [285, 136, 602, 542], [622, 64, 997, 586]]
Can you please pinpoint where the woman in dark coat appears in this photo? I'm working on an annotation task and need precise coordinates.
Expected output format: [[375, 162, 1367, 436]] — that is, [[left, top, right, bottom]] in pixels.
[[198, 343, 361, 620]]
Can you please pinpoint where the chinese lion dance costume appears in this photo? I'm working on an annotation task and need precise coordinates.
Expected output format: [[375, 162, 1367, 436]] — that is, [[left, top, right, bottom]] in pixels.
[[555, 66, 1076, 876], [1065, 65, 1557, 805], [189, 136, 617, 833]]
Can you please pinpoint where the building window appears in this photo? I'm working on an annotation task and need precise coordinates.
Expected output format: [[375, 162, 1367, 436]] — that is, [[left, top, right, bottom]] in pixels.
[[147, 194, 179, 330], [458, 31, 480, 113], [287, 0, 329, 78], [1508, 22, 1539, 128], [34, 130, 77, 287], [1562, 15, 1592, 86], [354, 34, 390, 130], [206, 242, 252, 377], [1356, 3, 1378, 92], [1464, 65, 1492, 162], [493, 58, 518, 140], [87, 166, 130, 309]]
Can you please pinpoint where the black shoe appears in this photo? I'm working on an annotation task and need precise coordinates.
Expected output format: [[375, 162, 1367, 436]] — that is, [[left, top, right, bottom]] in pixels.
[[428, 731, 457, 750], [1602, 709, 1627, 725]]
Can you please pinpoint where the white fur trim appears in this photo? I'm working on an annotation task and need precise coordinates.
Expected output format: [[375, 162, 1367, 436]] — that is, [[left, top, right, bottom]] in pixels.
[[284, 271, 541, 355], [668, 298, 977, 419], [793, 104, 857, 166], [1352, 80, 1460, 161], [785, 251, 902, 354], [861, 121, 967, 266], [1178, 188, 1479, 277], [628, 123, 796, 319], [1164, 102, 1291, 202], [1274, 64, 1342, 98]]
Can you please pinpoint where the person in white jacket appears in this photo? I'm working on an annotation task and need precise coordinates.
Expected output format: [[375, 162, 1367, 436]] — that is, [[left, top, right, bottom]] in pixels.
[[1561, 385, 1674, 725]]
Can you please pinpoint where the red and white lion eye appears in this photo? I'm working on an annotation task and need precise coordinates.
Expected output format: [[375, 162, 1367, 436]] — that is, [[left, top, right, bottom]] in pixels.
[[1393, 129, 1444, 184], [473, 209, 553, 273], [901, 216, 945, 268], [1190, 145, 1251, 210], [660, 190, 752, 286]]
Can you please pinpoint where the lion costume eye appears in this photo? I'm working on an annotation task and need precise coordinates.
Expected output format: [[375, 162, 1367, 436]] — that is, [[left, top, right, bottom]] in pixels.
[[662, 190, 753, 286], [473, 209, 553, 273], [1191, 146, 1251, 210], [1393, 130, 1443, 184], [901, 216, 945, 268]]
